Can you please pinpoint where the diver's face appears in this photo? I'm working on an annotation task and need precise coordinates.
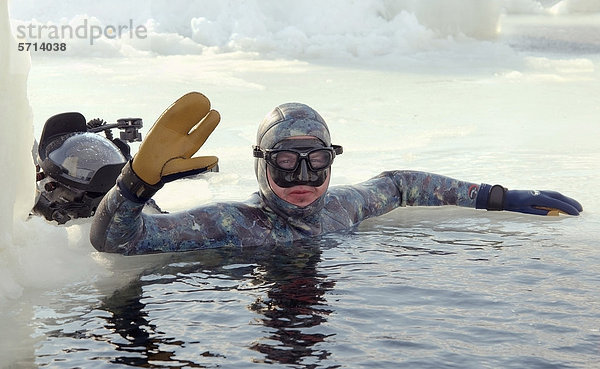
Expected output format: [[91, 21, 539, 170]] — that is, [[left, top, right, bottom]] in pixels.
[[266, 136, 331, 207], [267, 169, 330, 207]]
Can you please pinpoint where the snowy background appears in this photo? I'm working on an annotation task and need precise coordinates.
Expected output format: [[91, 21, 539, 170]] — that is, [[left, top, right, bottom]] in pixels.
[[1, 0, 599, 367]]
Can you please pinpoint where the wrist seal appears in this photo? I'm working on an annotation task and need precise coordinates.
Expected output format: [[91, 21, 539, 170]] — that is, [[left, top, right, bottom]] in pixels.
[[487, 184, 507, 211], [117, 161, 164, 203]]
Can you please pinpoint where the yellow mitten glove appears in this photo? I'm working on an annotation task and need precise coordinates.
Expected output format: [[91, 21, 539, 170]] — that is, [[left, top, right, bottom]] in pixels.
[[119, 92, 220, 202], [132, 91, 220, 185]]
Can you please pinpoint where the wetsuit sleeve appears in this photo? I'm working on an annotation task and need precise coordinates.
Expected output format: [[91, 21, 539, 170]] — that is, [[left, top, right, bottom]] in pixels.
[[90, 185, 271, 255], [388, 170, 479, 207], [328, 170, 480, 223]]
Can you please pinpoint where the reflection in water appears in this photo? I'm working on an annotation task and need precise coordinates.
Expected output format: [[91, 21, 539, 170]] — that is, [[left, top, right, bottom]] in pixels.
[[247, 245, 336, 366], [101, 280, 208, 368], [28, 216, 600, 368], [97, 239, 339, 368]]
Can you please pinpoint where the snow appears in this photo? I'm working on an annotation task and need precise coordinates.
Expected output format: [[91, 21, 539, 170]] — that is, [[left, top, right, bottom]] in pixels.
[[1, 0, 599, 364]]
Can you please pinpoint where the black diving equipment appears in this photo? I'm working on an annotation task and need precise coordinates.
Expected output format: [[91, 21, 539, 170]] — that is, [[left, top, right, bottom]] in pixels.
[[32, 112, 143, 224], [253, 138, 343, 188]]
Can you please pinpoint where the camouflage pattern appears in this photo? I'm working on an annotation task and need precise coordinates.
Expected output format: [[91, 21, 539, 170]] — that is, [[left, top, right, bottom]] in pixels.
[[254, 103, 334, 220], [257, 103, 332, 148], [90, 102, 480, 255], [90, 170, 480, 255]]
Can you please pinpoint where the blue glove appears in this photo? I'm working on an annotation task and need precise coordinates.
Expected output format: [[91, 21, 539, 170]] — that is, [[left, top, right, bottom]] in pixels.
[[476, 184, 583, 216]]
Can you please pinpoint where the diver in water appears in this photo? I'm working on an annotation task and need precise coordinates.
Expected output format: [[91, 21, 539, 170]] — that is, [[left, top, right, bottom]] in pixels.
[[90, 92, 582, 255]]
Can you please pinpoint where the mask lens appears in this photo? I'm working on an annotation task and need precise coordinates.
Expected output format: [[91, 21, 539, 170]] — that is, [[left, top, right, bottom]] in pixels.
[[308, 149, 332, 170], [269, 148, 334, 171], [272, 151, 299, 170]]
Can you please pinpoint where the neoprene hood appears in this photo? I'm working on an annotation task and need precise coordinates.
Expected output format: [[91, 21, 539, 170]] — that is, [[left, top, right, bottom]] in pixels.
[[254, 103, 333, 218]]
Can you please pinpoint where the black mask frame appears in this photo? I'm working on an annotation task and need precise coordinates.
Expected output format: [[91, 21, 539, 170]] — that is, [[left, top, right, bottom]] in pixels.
[[253, 142, 343, 188]]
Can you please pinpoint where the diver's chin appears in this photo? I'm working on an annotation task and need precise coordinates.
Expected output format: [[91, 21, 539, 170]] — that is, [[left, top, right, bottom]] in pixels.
[[282, 186, 319, 207]]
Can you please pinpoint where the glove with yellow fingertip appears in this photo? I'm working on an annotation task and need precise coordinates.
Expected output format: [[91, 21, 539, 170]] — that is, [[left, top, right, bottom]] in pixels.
[[118, 92, 220, 203]]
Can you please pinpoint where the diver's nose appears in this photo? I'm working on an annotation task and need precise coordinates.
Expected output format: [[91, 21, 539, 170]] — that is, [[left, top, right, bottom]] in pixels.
[[294, 159, 310, 182]]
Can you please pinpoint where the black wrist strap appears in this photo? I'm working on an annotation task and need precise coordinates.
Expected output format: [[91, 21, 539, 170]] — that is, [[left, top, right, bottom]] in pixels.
[[487, 184, 507, 211], [117, 161, 164, 203]]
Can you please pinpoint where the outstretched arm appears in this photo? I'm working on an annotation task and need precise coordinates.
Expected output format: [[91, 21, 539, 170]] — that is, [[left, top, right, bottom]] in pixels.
[[385, 170, 582, 215], [330, 170, 582, 224], [327, 170, 481, 223], [388, 170, 479, 207]]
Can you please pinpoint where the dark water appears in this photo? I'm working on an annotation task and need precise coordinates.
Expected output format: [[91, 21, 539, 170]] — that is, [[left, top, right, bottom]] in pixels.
[[18, 208, 599, 369]]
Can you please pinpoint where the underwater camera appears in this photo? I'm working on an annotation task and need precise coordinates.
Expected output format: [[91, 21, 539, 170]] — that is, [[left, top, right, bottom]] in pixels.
[[32, 112, 143, 224]]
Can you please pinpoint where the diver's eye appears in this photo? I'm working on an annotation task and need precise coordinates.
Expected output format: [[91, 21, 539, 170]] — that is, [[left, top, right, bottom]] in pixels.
[[273, 151, 298, 170], [308, 150, 332, 170]]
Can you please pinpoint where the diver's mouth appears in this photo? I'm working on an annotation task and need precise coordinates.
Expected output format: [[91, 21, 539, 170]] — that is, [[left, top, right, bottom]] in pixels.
[[288, 188, 313, 195]]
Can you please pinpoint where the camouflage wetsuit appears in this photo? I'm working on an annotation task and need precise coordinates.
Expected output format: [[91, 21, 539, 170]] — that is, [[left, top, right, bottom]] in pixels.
[[90, 169, 483, 255], [90, 103, 488, 255]]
